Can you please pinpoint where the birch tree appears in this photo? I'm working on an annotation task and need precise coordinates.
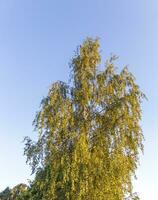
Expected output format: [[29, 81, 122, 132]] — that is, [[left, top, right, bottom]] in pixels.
[[24, 38, 144, 200]]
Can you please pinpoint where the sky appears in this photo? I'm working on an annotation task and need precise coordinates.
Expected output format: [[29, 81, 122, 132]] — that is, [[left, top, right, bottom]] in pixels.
[[0, 0, 157, 199]]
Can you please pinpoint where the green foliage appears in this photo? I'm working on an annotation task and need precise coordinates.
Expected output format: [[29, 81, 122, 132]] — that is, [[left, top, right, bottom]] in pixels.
[[0, 184, 29, 200], [24, 38, 144, 200], [0, 187, 11, 200]]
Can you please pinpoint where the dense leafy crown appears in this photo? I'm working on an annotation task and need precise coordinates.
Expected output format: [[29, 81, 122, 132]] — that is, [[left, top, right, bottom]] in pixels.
[[24, 38, 144, 200]]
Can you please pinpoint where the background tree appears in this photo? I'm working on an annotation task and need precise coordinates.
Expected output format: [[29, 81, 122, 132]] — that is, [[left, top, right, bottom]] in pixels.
[[24, 38, 145, 200], [10, 184, 28, 200], [0, 184, 28, 200], [0, 187, 11, 200]]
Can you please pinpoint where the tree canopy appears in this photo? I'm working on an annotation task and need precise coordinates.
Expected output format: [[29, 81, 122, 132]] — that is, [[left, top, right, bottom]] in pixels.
[[24, 38, 144, 200], [1, 38, 145, 200], [0, 184, 28, 200]]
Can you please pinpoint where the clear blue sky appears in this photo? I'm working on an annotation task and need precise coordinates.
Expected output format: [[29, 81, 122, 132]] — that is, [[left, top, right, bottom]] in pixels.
[[0, 0, 157, 199]]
